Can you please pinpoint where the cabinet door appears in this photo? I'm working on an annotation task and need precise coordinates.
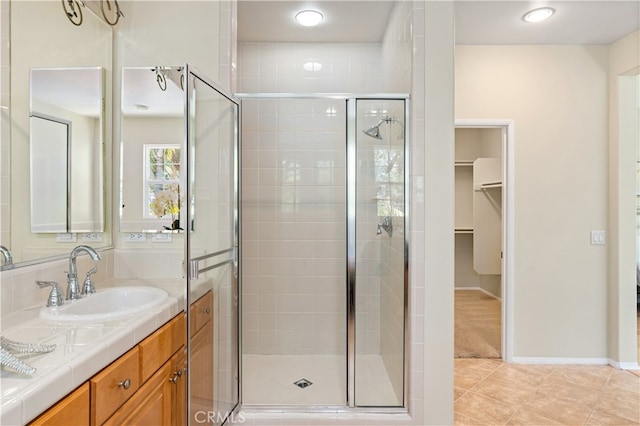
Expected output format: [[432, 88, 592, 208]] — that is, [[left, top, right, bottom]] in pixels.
[[139, 314, 186, 382], [103, 362, 173, 426], [29, 383, 90, 426], [190, 317, 213, 416], [171, 348, 188, 426]]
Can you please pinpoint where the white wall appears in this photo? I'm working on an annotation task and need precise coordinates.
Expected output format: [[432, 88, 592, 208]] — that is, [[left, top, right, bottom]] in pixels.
[[456, 45, 610, 360], [421, 2, 455, 423], [113, 1, 225, 277], [238, 43, 382, 93], [607, 29, 639, 366]]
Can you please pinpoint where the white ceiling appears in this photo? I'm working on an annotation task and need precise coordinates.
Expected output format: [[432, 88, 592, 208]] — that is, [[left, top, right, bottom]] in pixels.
[[238, 1, 395, 42], [238, 0, 640, 45], [117, 1, 638, 117], [31, 68, 102, 117], [121, 67, 183, 117]]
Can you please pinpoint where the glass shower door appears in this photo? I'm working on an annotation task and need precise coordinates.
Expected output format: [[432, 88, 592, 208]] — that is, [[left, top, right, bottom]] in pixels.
[[351, 98, 407, 407], [185, 65, 240, 425]]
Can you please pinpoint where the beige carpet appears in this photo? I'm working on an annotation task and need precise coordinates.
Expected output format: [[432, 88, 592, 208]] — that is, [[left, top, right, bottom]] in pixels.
[[455, 290, 501, 358]]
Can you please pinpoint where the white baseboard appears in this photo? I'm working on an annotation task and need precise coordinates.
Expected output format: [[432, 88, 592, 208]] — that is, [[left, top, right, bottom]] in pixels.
[[608, 359, 640, 370], [512, 357, 609, 365], [512, 357, 640, 370], [454, 286, 501, 301]]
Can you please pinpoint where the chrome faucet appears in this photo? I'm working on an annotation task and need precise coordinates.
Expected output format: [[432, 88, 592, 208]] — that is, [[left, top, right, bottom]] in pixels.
[[66, 245, 101, 300], [0, 245, 13, 269]]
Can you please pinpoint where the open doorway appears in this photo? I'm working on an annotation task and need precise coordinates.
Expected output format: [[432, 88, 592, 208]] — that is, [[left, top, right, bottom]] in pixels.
[[454, 121, 513, 361]]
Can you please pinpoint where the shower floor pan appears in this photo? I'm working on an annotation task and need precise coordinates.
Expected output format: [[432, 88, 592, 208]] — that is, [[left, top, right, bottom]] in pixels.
[[242, 354, 398, 406]]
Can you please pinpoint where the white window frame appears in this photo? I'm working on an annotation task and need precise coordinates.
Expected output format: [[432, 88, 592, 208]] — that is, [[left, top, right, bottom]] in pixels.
[[143, 144, 181, 220]]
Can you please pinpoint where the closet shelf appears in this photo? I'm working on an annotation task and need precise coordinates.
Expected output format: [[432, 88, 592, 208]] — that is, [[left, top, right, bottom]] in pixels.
[[455, 228, 473, 234], [474, 181, 502, 191]]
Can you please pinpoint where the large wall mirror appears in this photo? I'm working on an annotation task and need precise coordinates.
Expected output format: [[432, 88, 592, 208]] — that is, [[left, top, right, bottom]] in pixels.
[[30, 67, 105, 234], [120, 66, 185, 233], [3, 1, 112, 269]]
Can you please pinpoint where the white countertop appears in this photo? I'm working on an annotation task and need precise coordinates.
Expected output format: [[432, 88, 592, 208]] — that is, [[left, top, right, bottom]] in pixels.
[[0, 277, 209, 426]]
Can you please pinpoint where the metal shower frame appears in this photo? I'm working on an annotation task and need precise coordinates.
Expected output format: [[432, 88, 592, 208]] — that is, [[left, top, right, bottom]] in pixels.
[[236, 92, 410, 414]]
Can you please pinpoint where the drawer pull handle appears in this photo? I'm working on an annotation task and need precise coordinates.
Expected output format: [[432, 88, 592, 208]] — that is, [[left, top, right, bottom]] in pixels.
[[117, 378, 131, 390], [201, 308, 211, 314], [169, 374, 178, 384], [175, 369, 183, 377]]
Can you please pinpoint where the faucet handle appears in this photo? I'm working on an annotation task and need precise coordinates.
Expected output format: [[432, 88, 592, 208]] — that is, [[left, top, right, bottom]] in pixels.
[[82, 266, 98, 295], [36, 281, 64, 307]]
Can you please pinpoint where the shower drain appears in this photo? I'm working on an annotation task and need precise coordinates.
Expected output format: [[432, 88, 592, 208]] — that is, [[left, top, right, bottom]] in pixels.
[[293, 378, 313, 389]]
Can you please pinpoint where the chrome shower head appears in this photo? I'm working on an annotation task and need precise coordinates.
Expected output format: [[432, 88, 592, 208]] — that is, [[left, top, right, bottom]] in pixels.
[[362, 116, 394, 140], [363, 123, 383, 139]]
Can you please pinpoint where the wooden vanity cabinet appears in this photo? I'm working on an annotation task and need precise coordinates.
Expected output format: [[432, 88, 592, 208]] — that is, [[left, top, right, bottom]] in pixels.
[[190, 291, 214, 415], [98, 313, 186, 425], [28, 313, 186, 426], [28, 383, 90, 426], [31, 296, 209, 426]]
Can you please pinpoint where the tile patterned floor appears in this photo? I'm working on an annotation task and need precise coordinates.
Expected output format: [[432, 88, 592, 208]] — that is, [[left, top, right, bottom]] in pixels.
[[455, 358, 640, 425]]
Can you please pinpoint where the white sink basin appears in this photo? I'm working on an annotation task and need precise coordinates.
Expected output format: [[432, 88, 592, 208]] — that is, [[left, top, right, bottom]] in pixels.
[[39, 286, 169, 323]]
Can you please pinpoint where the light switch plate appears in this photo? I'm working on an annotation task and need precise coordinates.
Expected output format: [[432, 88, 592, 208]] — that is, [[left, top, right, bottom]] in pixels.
[[590, 230, 605, 245], [82, 233, 103, 242], [56, 233, 77, 242], [151, 233, 172, 243]]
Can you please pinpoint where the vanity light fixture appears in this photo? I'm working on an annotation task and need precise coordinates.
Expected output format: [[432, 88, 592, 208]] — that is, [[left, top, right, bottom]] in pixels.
[[522, 7, 555, 23], [295, 9, 323, 27], [62, 0, 124, 27]]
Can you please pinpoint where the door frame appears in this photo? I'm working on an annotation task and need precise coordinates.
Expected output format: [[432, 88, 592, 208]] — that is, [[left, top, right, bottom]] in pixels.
[[455, 119, 515, 362]]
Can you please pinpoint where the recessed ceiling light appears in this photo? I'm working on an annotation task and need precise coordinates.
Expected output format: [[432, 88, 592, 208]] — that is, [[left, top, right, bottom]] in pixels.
[[522, 7, 555, 23], [295, 10, 323, 27]]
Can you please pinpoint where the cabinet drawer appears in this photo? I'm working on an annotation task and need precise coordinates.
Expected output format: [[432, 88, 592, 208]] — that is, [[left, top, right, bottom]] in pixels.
[[102, 361, 173, 426], [29, 382, 90, 426], [190, 291, 213, 337], [90, 347, 140, 425], [139, 314, 186, 382]]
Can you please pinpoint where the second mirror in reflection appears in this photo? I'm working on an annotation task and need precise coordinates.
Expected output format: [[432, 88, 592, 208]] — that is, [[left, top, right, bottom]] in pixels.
[[120, 67, 185, 233]]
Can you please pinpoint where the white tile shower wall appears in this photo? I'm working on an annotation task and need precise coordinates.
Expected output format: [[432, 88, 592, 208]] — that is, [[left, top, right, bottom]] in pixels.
[[238, 43, 383, 94], [408, 0, 427, 422], [382, 0, 413, 93], [242, 98, 346, 355], [238, 2, 431, 421], [238, 41, 384, 357], [0, 250, 114, 321]]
